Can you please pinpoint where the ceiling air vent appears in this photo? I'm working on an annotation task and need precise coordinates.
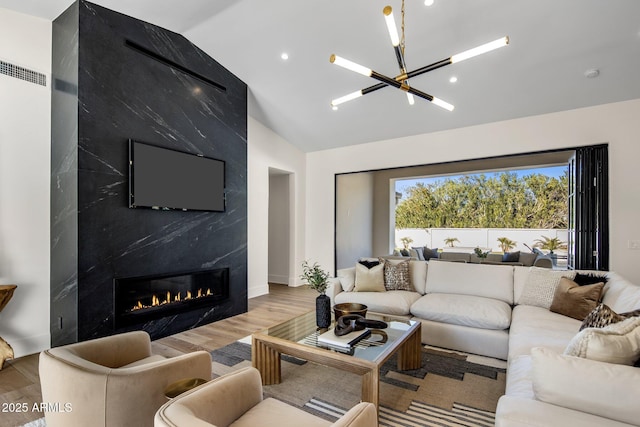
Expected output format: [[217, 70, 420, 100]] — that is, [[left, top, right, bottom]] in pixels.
[[0, 60, 47, 87]]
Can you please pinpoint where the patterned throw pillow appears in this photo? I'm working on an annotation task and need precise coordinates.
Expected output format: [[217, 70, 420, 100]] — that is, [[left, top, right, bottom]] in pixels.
[[580, 303, 640, 331], [379, 258, 413, 291], [518, 268, 576, 309]]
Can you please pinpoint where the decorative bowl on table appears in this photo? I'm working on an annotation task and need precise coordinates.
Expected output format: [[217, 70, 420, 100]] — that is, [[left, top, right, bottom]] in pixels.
[[333, 303, 367, 320]]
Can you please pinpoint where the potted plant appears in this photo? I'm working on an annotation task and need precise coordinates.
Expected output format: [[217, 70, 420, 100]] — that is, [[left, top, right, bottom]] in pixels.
[[444, 237, 459, 248], [474, 247, 490, 260], [497, 237, 517, 253], [534, 236, 567, 266], [301, 261, 331, 328]]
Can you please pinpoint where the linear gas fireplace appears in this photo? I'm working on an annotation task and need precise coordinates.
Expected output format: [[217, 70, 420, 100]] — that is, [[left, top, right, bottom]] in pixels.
[[114, 268, 229, 328]]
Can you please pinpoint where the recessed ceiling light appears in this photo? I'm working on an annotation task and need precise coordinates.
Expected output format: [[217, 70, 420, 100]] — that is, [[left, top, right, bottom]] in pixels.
[[449, 76, 458, 83], [424, 0, 435, 6], [584, 68, 599, 78], [281, 52, 289, 60], [332, 105, 338, 111]]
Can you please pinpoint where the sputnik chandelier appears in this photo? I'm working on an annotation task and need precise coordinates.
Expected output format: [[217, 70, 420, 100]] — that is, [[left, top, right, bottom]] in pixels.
[[329, 0, 509, 111]]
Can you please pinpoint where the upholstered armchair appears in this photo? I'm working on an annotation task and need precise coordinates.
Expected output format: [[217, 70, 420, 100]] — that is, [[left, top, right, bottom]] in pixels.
[[39, 331, 212, 427], [154, 366, 377, 427]]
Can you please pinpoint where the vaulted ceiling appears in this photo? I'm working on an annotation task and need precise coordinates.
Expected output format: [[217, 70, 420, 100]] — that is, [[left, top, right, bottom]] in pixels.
[[3, 0, 640, 152]]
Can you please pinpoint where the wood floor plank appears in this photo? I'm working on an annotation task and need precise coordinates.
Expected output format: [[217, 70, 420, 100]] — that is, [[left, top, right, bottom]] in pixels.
[[0, 283, 316, 427]]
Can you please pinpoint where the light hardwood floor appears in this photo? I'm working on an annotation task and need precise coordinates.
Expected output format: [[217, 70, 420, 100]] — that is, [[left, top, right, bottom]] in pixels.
[[0, 283, 317, 427]]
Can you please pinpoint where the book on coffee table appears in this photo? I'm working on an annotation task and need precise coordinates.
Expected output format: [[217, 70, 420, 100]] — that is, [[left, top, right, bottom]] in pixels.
[[317, 328, 371, 348]]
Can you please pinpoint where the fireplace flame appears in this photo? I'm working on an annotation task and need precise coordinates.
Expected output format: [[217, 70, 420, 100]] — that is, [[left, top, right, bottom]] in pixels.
[[130, 288, 213, 312]]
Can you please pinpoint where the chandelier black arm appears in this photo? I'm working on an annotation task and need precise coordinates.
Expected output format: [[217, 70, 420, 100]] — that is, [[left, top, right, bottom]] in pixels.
[[358, 57, 452, 98], [368, 70, 435, 102]]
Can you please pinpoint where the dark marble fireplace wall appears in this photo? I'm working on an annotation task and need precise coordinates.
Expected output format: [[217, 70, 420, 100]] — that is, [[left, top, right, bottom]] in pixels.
[[51, 1, 248, 346]]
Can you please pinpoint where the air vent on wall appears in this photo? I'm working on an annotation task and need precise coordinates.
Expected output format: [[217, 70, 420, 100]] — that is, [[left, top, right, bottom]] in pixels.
[[0, 60, 47, 86]]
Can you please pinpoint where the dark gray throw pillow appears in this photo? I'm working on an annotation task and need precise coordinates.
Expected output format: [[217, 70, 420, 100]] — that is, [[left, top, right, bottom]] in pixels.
[[423, 247, 439, 260], [503, 251, 520, 262]]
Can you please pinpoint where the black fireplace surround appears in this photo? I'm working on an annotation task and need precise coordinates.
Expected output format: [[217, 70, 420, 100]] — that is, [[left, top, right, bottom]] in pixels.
[[50, 1, 248, 346]]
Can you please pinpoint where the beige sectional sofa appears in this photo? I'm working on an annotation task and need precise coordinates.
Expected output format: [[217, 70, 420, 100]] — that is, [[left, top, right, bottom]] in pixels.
[[327, 260, 640, 426]]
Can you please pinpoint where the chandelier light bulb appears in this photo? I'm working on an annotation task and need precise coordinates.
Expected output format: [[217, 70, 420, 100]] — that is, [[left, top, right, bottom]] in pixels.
[[383, 6, 401, 47], [329, 55, 372, 77], [406, 93, 415, 105], [431, 97, 455, 111], [331, 90, 364, 107], [451, 37, 509, 63]]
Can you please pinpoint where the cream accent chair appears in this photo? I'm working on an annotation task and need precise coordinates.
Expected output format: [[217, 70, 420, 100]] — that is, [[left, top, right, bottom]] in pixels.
[[154, 367, 378, 427], [39, 331, 212, 427]]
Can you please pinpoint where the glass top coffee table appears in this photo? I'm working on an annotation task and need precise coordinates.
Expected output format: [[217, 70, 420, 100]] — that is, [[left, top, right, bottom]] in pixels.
[[251, 311, 422, 411]]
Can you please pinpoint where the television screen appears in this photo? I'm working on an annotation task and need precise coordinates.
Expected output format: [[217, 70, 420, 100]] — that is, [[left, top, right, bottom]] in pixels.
[[129, 140, 225, 212]]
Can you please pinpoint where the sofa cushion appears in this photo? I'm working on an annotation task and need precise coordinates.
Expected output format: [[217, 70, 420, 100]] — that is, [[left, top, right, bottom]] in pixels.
[[549, 277, 604, 320], [564, 316, 640, 365], [229, 397, 330, 427], [425, 261, 514, 304], [411, 293, 512, 330], [508, 305, 581, 359], [354, 263, 385, 292], [437, 252, 471, 262], [334, 290, 421, 316], [409, 260, 428, 295], [517, 267, 576, 309], [518, 251, 537, 266], [532, 346, 640, 426]]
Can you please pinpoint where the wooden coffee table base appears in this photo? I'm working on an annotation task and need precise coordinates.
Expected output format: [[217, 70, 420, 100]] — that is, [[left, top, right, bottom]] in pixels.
[[252, 322, 421, 410]]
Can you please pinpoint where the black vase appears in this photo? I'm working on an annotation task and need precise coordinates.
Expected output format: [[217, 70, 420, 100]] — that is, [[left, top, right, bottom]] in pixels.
[[315, 294, 331, 328]]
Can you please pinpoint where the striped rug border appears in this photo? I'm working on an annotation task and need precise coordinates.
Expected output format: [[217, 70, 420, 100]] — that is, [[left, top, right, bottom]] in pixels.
[[304, 398, 495, 427]]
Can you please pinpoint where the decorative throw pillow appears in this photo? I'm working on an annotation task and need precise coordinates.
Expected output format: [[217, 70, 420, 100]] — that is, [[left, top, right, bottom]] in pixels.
[[353, 262, 385, 292], [517, 268, 576, 309], [358, 259, 380, 269], [564, 316, 640, 365], [411, 247, 426, 261], [574, 272, 609, 286], [580, 303, 640, 331], [549, 277, 604, 320], [379, 258, 412, 291], [423, 247, 439, 260], [502, 251, 520, 263]]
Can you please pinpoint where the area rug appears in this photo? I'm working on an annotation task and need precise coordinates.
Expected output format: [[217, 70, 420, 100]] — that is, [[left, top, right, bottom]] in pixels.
[[211, 337, 506, 427]]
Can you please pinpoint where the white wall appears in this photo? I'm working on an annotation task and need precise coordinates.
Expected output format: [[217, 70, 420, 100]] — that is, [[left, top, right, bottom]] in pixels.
[[248, 117, 306, 296], [268, 173, 290, 284], [306, 99, 640, 284], [0, 9, 52, 357]]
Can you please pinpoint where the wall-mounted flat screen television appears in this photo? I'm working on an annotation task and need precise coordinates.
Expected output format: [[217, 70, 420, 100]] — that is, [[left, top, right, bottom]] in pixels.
[[129, 140, 225, 212]]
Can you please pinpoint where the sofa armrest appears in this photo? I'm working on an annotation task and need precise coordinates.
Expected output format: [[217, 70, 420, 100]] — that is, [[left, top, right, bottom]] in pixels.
[[533, 257, 552, 268], [496, 395, 634, 427], [331, 402, 377, 427], [531, 347, 640, 425], [327, 277, 344, 308], [156, 367, 263, 427]]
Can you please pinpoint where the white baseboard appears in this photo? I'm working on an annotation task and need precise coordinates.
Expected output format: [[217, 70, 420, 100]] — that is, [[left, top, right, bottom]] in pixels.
[[9, 333, 50, 357], [248, 284, 269, 299], [268, 274, 289, 284]]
